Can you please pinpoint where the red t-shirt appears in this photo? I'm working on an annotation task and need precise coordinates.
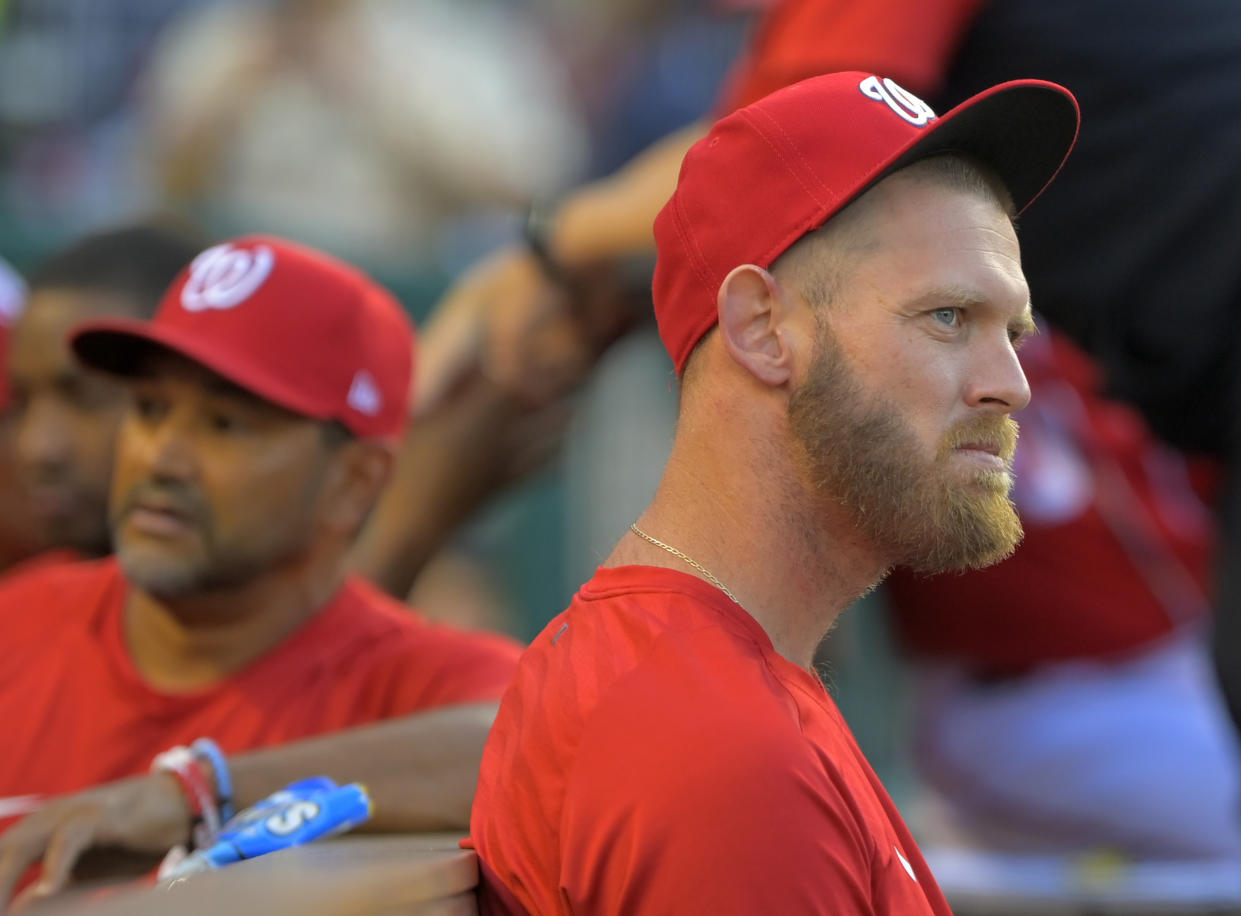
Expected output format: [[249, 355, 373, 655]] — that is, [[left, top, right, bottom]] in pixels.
[[469, 566, 952, 915], [0, 557, 521, 829]]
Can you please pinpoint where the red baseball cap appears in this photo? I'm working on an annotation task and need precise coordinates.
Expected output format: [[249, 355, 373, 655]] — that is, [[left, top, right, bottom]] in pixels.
[[70, 235, 413, 440], [653, 71, 1080, 374]]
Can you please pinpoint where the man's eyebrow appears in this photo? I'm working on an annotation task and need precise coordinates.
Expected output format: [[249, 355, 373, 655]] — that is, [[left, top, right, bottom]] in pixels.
[[907, 286, 1037, 333], [52, 369, 86, 387], [905, 285, 990, 310], [1011, 309, 1038, 340]]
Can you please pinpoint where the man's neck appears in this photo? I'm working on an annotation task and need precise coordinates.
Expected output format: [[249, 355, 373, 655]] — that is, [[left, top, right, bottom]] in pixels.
[[609, 431, 889, 671], [123, 561, 345, 693]]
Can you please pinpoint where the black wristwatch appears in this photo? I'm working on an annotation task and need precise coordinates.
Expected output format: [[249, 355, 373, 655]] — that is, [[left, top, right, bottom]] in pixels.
[[523, 200, 567, 284]]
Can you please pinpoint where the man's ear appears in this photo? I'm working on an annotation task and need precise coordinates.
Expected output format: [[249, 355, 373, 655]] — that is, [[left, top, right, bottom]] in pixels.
[[717, 264, 794, 387], [321, 440, 394, 539]]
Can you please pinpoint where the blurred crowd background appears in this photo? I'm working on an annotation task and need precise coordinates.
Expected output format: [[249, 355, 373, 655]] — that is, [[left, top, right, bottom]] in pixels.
[[0, 0, 740, 290], [0, 0, 750, 640]]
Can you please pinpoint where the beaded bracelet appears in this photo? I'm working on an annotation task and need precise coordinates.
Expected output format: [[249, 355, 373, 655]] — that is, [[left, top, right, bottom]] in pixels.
[[151, 745, 220, 849], [190, 737, 235, 825]]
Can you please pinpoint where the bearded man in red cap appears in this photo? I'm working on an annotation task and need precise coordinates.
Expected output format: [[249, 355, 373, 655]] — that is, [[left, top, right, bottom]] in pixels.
[[467, 72, 1079, 915], [0, 236, 521, 910]]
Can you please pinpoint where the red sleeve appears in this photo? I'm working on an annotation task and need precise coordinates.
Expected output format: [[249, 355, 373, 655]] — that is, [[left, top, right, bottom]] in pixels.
[[557, 658, 875, 914], [387, 623, 523, 709], [0, 556, 108, 668], [292, 581, 523, 723], [719, 0, 989, 113], [404, 620, 521, 704]]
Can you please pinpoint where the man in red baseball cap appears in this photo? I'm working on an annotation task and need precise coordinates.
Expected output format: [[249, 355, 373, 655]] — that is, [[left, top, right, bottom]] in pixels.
[[467, 71, 1078, 914], [0, 235, 521, 910]]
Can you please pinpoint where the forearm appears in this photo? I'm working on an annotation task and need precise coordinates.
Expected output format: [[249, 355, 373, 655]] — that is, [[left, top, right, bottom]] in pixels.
[[351, 376, 518, 597], [221, 703, 498, 833], [409, 123, 707, 437], [549, 120, 708, 267]]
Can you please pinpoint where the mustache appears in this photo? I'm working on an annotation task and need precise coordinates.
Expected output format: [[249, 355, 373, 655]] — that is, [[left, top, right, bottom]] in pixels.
[[113, 480, 207, 524], [941, 416, 1019, 463]]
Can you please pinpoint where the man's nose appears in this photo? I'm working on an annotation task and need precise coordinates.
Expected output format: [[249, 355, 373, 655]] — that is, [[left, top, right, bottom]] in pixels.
[[964, 336, 1031, 414], [129, 411, 201, 483]]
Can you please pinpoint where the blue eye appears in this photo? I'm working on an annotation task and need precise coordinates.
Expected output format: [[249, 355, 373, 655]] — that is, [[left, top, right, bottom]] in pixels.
[[931, 307, 960, 326]]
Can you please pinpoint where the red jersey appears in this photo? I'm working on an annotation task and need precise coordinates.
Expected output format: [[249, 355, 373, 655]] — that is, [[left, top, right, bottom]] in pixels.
[[469, 566, 952, 915], [0, 557, 521, 828]]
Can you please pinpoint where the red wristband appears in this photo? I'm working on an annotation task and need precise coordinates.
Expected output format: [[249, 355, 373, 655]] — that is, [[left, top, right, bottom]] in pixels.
[[151, 746, 220, 848]]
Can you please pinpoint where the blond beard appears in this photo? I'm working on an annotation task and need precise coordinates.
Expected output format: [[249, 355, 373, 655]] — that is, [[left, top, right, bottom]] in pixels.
[[788, 332, 1023, 575]]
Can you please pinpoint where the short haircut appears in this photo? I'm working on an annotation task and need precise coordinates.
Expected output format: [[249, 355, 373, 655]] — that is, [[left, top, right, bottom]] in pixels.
[[28, 222, 207, 318], [772, 153, 1015, 310], [903, 153, 1016, 217]]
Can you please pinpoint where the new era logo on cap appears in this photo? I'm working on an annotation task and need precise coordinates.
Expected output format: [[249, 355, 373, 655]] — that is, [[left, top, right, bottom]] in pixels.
[[347, 370, 383, 417], [0, 256, 25, 326], [182, 242, 275, 312]]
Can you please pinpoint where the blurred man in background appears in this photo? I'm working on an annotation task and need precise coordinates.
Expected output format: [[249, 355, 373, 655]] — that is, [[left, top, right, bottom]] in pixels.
[[0, 236, 520, 911]]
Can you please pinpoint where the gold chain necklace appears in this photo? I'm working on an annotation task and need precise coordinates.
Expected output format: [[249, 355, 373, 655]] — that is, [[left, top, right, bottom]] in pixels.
[[629, 523, 739, 605]]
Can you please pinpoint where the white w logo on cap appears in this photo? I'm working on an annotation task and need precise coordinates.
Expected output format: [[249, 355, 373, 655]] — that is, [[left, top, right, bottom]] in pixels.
[[858, 75, 937, 127], [181, 243, 275, 312]]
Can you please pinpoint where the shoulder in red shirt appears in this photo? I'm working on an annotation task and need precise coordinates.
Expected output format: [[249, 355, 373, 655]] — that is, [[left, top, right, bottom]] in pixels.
[[470, 565, 951, 916]]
